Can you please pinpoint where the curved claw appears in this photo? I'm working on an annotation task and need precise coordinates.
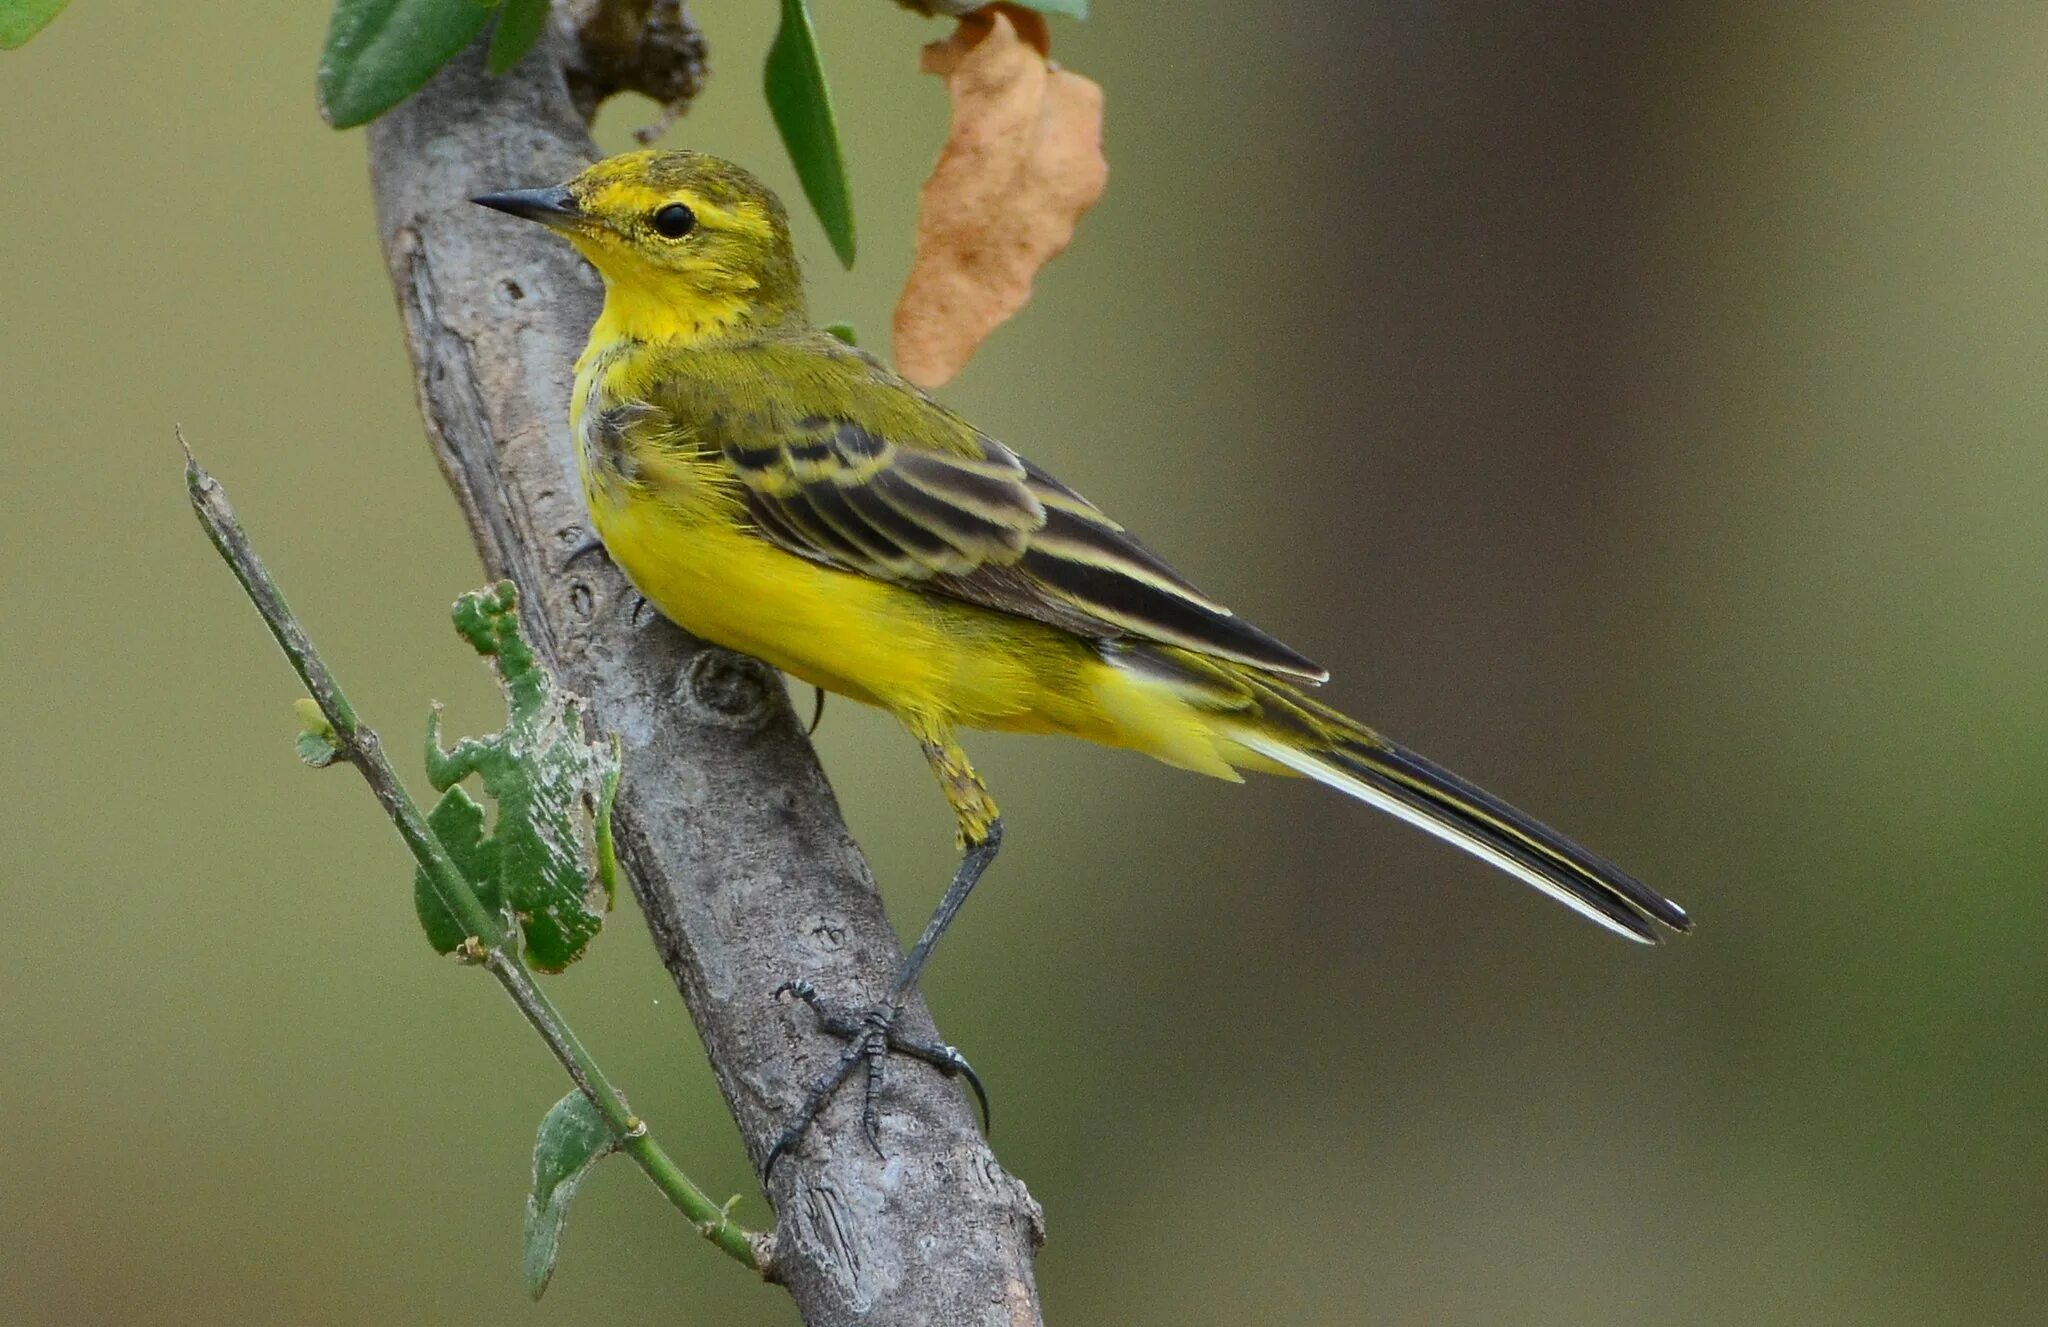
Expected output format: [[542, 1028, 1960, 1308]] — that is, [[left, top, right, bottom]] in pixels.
[[946, 1047, 991, 1135], [763, 1134, 795, 1180], [961, 1058, 991, 1134], [886, 1036, 990, 1135], [560, 533, 608, 572]]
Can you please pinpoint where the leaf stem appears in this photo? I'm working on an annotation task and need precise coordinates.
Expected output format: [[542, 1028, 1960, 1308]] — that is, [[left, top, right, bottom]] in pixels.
[[486, 951, 761, 1267], [183, 437, 763, 1274]]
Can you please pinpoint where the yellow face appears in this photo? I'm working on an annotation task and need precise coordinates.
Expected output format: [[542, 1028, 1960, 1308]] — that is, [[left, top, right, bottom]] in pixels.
[[477, 149, 803, 319]]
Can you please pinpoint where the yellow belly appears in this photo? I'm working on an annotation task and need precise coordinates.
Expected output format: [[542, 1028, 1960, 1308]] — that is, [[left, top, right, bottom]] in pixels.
[[591, 478, 1105, 736], [571, 348, 1246, 777]]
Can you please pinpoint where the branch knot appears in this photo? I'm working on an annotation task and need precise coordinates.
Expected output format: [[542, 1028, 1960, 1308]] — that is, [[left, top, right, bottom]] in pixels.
[[678, 649, 778, 729]]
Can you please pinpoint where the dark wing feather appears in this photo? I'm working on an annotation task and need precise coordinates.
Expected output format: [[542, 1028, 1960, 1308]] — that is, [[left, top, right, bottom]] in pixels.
[[664, 338, 1329, 682]]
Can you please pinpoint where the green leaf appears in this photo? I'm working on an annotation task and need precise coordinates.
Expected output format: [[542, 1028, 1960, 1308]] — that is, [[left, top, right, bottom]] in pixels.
[[414, 784, 500, 954], [485, 0, 548, 74], [1006, 0, 1089, 15], [0, 0, 70, 49], [524, 1091, 618, 1300], [764, 0, 856, 268], [292, 698, 345, 768], [592, 738, 620, 911], [418, 582, 620, 971], [318, 0, 493, 129], [822, 321, 859, 347]]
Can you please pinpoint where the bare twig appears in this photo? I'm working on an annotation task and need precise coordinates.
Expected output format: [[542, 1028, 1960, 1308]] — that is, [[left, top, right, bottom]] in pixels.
[[183, 441, 761, 1272], [360, 21, 1044, 1326]]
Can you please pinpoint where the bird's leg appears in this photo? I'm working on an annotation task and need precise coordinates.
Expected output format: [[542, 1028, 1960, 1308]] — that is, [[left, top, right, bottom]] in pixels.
[[763, 733, 1001, 1177], [891, 735, 1002, 999]]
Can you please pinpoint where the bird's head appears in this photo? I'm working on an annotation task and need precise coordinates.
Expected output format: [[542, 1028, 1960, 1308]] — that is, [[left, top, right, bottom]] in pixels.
[[475, 150, 805, 339]]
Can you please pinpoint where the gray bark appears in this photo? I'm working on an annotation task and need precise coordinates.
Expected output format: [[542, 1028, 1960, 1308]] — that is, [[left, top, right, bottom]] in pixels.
[[364, 29, 1044, 1327]]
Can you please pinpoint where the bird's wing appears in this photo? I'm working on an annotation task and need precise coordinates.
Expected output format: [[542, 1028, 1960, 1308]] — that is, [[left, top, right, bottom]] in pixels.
[[650, 338, 1328, 682]]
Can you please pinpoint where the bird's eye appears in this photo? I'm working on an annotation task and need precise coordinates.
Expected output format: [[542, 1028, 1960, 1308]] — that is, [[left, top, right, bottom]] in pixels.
[[651, 203, 696, 239]]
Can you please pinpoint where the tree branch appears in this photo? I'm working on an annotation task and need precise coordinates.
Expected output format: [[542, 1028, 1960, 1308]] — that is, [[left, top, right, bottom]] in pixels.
[[361, 22, 1044, 1327]]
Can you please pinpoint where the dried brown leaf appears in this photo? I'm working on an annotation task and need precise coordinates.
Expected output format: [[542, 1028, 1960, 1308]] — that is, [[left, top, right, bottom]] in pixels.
[[892, 4, 1107, 389]]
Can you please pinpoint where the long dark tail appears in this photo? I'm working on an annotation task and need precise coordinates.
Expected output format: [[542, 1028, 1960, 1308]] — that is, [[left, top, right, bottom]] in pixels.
[[1107, 640, 1690, 941], [1230, 700, 1691, 943]]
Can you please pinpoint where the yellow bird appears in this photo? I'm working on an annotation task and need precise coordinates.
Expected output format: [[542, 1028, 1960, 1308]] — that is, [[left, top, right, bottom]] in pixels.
[[476, 150, 1690, 1170]]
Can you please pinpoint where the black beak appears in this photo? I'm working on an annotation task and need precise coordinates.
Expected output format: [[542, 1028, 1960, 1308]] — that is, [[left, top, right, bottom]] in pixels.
[[472, 186, 582, 228]]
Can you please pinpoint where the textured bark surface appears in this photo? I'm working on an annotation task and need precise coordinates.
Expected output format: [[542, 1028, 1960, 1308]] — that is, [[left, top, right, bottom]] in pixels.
[[364, 32, 1044, 1327]]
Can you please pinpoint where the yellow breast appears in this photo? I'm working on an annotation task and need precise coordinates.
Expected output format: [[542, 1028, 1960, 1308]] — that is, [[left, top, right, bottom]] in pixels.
[[568, 340, 1256, 780], [572, 343, 1093, 731]]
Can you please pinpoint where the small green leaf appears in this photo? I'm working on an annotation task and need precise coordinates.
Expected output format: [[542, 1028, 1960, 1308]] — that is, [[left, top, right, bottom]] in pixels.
[[592, 737, 620, 911], [414, 784, 500, 954], [318, 0, 493, 129], [418, 583, 620, 971], [823, 321, 859, 346], [1006, 0, 1088, 16], [524, 1091, 618, 1300], [485, 0, 548, 74], [764, 0, 856, 268], [0, 0, 70, 49], [292, 698, 345, 768]]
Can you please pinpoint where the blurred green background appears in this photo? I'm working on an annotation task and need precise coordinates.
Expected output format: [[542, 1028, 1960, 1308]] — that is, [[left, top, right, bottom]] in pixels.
[[5, 3, 2046, 1323]]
